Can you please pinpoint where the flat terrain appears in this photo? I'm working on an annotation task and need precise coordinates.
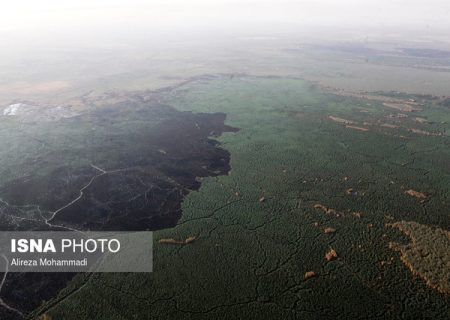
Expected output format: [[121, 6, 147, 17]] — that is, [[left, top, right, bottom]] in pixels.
[[18, 76, 449, 319], [0, 86, 237, 319]]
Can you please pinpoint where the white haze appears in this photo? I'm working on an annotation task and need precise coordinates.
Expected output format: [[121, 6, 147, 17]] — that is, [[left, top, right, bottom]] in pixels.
[[1, 0, 450, 102], [0, 0, 449, 46]]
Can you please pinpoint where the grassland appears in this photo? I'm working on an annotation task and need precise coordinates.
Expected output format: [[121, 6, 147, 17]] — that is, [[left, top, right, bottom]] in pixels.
[[31, 76, 450, 319], [4, 38, 450, 110]]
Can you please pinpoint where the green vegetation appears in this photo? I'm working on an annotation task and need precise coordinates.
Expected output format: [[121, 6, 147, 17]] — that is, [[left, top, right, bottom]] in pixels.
[[35, 77, 450, 319]]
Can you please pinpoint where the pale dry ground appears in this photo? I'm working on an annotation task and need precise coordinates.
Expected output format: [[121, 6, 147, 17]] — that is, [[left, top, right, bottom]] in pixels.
[[388, 221, 450, 295], [1, 36, 450, 109], [0, 81, 70, 95]]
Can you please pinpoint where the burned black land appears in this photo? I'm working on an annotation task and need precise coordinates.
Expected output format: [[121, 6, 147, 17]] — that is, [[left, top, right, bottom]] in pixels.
[[0, 91, 238, 319]]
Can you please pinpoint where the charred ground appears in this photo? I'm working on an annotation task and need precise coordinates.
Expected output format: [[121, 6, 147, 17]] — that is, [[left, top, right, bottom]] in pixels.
[[0, 87, 238, 319]]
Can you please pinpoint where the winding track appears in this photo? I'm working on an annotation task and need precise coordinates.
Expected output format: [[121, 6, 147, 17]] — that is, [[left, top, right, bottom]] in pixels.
[[0, 163, 116, 318]]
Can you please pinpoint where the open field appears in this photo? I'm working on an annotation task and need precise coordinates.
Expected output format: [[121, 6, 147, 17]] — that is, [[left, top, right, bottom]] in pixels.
[[3, 36, 450, 109]]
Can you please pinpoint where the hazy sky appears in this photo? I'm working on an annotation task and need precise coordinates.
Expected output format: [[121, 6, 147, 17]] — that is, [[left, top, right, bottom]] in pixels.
[[1, 0, 449, 44]]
